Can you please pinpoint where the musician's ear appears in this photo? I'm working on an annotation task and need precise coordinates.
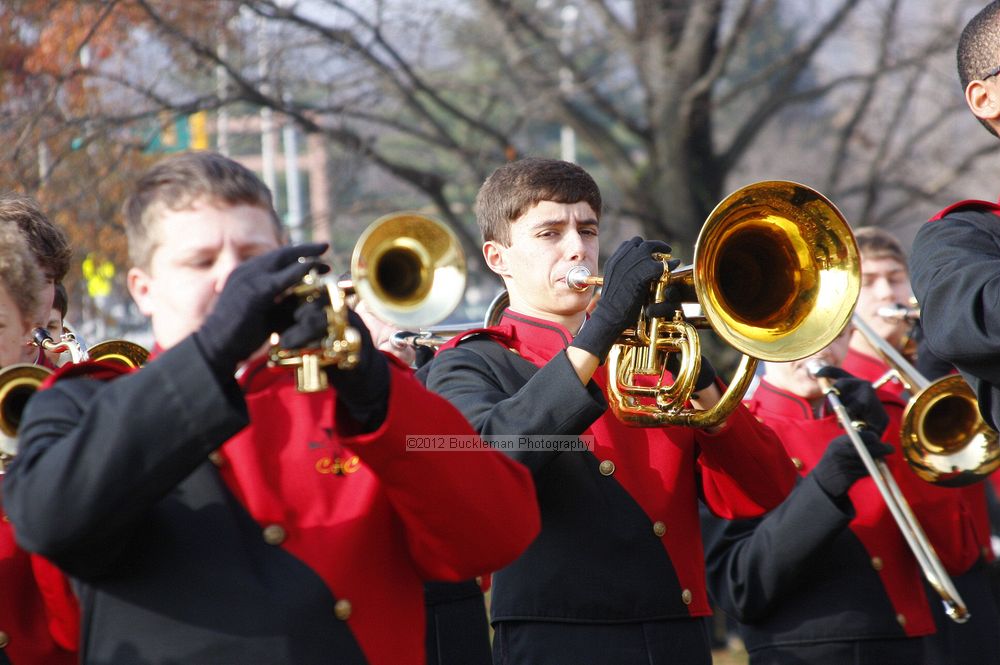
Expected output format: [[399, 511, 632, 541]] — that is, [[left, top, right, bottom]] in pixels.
[[483, 241, 509, 278], [966, 78, 1000, 123], [127, 266, 154, 316]]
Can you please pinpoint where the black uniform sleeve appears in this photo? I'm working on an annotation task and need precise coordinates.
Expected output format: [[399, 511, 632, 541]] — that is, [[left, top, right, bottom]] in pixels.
[[910, 212, 1000, 426], [702, 474, 854, 622], [423, 340, 606, 473], [2, 337, 249, 578]]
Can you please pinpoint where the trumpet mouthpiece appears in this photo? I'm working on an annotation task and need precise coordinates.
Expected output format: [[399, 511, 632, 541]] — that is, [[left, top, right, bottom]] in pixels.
[[805, 359, 828, 377], [566, 265, 593, 291]]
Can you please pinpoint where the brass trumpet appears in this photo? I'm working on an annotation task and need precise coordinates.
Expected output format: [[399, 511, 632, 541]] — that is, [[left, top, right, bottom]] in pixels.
[[571, 180, 860, 428], [851, 314, 1000, 486], [0, 331, 148, 471], [269, 211, 466, 391], [877, 303, 920, 322]]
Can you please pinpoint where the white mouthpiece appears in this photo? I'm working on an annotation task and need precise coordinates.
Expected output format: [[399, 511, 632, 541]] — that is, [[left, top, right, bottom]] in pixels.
[[805, 359, 828, 378]]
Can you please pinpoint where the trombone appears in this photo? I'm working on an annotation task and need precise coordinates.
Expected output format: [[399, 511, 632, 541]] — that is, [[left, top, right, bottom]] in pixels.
[[0, 331, 148, 472], [569, 180, 860, 428], [851, 314, 1000, 486], [268, 211, 466, 391], [390, 290, 510, 350], [808, 359, 971, 624]]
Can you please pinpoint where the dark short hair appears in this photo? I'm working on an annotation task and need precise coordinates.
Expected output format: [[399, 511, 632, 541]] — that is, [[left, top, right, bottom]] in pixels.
[[52, 282, 68, 319], [0, 223, 43, 320], [854, 226, 907, 268], [958, 1, 1000, 136], [0, 195, 71, 282], [123, 151, 282, 269], [474, 158, 602, 245]]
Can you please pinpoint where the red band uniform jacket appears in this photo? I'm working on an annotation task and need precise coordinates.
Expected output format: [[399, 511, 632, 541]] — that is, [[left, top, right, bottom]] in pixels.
[[2, 336, 540, 665], [703, 379, 940, 664], [423, 311, 796, 652], [0, 503, 76, 665]]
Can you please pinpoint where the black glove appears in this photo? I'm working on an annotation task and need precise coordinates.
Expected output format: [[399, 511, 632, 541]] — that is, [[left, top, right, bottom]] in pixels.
[[194, 243, 328, 376], [812, 430, 894, 498], [276, 296, 391, 433], [812, 365, 889, 436], [666, 351, 718, 392], [325, 308, 391, 433], [571, 237, 672, 360]]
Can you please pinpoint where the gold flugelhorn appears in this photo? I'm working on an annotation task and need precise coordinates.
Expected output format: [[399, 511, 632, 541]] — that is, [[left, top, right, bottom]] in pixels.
[[269, 211, 466, 391], [0, 330, 148, 470], [570, 180, 860, 428], [808, 359, 970, 624], [851, 314, 1000, 486]]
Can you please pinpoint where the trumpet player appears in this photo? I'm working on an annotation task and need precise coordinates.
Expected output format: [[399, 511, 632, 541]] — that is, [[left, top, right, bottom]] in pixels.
[[422, 157, 797, 665], [0, 195, 71, 367], [2, 151, 541, 665], [849, 228, 999, 663], [0, 223, 77, 665], [843, 227, 924, 396]]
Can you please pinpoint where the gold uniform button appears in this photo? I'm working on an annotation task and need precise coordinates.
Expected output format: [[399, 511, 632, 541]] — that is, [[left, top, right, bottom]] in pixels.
[[208, 451, 225, 467], [0, 630, 8, 648], [599, 460, 616, 476], [790, 457, 803, 470], [653, 521, 667, 537], [262, 524, 286, 545], [1, 514, 8, 523], [681, 589, 693, 605], [871, 556, 883, 571], [334, 599, 352, 620], [896, 613, 907, 627]]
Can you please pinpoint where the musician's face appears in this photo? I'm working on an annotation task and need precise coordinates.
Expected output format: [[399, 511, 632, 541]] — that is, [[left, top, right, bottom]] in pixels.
[[43, 307, 64, 366], [0, 282, 31, 368], [483, 200, 599, 325], [855, 255, 912, 346], [128, 198, 281, 351], [764, 324, 854, 401], [12, 276, 53, 365]]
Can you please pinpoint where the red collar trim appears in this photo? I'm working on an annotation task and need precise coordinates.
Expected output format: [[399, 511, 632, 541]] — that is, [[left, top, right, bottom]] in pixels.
[[929, 199, 1000, 221], [40, 360, 134, 389]]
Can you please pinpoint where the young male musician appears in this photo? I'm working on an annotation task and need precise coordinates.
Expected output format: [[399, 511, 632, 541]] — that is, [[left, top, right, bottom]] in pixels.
[[2, 151, 540, 665], [842, 227, 921, 396], [703, 324, 944, 664], [423, 157, 797, 665], [0, 196, 71, 365], [0, 224, 77, 665]]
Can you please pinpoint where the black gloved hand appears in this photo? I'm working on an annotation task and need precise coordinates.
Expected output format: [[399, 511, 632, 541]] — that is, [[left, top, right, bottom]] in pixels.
[[812, 430, 894, 498], [666, 352, 718, 392], [279, 296, 331, 350], [276, 296, 391, 433], [571, 237, 672, 360], [194, 243, 328, 377], [322, 308, 391, 433], [812, 365, 889, 436]]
